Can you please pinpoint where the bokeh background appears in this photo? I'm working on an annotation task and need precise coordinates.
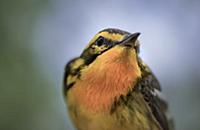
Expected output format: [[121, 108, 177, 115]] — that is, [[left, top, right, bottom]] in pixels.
[[0, 0, 200, 130]]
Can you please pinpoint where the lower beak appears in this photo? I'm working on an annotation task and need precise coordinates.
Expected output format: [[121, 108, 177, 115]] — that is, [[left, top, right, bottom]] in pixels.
[[118, 32, 140, 47]]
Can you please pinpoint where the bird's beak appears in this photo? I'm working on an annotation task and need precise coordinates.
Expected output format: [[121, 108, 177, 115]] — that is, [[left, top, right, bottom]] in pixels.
[[118, 32, 140, 47]]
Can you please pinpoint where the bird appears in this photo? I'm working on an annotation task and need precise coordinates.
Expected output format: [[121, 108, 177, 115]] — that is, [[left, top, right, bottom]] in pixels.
[[63, 28, 174, 130]]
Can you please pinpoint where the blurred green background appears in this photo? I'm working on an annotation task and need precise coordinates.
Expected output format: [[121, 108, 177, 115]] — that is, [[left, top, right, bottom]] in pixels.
[[0, 0, 200, 130]]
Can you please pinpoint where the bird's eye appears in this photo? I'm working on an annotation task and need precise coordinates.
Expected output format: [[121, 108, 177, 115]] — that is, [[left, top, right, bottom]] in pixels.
[[95, 36, 105, 46]]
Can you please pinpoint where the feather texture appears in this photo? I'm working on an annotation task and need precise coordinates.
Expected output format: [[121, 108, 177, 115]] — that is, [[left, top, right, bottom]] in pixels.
[[63, 28, 174, 130]]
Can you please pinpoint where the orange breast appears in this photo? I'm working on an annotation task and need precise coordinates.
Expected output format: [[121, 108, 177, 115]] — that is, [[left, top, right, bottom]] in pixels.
[[69, 46, 141, 113]]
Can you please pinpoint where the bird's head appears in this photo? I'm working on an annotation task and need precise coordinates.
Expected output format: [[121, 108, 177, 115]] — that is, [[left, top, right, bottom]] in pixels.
[[65, 28, 142, 112], [81, 28, 140, 65]]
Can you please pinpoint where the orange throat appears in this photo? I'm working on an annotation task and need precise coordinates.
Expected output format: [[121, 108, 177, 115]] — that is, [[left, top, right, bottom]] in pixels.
[[69, 46, 141, 113]]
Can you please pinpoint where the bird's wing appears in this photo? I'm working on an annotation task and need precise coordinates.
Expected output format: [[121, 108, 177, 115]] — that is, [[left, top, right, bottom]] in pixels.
[[136, 59, 174, 130]]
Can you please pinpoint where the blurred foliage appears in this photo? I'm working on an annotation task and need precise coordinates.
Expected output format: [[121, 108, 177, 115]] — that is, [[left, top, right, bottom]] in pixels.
[[0, 0, 70, 130]]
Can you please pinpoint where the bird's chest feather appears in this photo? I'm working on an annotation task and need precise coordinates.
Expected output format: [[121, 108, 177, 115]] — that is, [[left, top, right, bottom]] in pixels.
[[67, 90, 161, 130], [68, 47, 141, 112], [66, 47, 161, 130]]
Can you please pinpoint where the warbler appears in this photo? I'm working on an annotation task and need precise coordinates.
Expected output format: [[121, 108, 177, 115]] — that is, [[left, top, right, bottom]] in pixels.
[[63, 28, 174, 130]]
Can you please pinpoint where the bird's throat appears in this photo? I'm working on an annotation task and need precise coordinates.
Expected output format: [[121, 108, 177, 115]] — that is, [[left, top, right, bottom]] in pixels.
[[68, 46, 141, 113]]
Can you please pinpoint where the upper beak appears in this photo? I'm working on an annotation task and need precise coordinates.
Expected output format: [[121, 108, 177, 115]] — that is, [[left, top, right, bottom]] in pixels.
[[118, 32, 140, 47]]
